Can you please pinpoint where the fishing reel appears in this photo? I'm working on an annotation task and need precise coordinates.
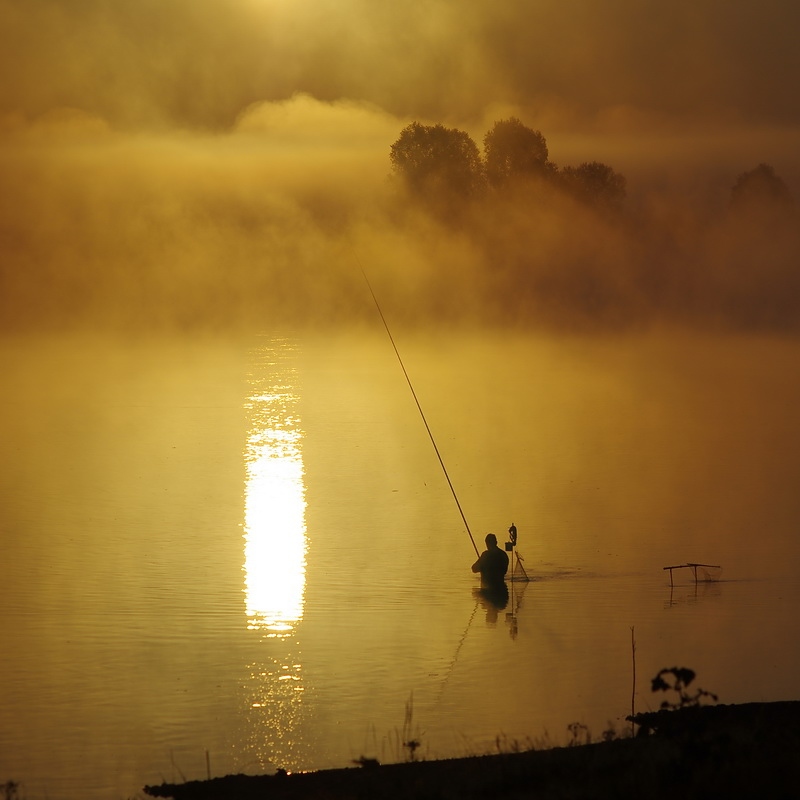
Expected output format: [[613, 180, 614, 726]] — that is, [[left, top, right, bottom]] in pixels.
[[505, 522, 517, 551]]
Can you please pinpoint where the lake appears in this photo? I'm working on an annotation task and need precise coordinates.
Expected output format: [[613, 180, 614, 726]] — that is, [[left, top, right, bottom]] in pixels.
[[2, 328, 800, 799]]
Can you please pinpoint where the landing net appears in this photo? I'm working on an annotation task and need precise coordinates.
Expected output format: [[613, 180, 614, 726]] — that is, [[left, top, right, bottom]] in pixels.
[[509, 550, 531, 582], [690, 563, 723, 582]]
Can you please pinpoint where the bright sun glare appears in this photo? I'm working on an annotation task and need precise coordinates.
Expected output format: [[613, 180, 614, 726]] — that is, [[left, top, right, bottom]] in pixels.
[[243, 344, 307, 637]]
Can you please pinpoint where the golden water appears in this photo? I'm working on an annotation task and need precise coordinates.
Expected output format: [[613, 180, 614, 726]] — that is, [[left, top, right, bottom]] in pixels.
[[1, 330, 799, 798]]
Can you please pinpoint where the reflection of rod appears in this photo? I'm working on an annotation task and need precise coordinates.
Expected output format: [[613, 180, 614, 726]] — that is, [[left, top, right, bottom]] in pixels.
[[362, 269, 479, 556], [435, 597, 480, 704]]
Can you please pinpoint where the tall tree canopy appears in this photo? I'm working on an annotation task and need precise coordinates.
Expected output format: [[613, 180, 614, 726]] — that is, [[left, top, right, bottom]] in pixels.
[[389, 122, 484, 200], [483, 117, 549, 186]]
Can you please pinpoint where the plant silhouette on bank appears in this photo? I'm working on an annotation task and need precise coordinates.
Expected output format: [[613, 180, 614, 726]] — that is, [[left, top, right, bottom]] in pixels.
[[651, 667, 718, 710], [566, 722, 591, 747], [401, 693, 424, 762], [1, 781, 21, 800]]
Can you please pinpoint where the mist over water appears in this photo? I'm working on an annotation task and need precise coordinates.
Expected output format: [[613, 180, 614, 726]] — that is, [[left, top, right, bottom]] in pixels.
[[1, 115, 798, 336]]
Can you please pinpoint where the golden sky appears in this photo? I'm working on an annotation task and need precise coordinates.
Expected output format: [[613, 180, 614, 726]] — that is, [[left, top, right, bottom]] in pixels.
[[1, 0, 798, 331], [3, 0, 799, 132]]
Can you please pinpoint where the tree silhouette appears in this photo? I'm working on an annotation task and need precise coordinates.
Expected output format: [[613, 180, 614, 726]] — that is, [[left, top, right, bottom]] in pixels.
[[389, 122, 484, 202], [560, 161, 626, 213], [483, 117, 550, 187], [730, 163, 795, 218]]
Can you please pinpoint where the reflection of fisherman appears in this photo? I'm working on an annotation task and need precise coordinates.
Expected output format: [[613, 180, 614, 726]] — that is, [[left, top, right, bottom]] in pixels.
[[473, 585, 507, 622], [471, 533, 510, 588]]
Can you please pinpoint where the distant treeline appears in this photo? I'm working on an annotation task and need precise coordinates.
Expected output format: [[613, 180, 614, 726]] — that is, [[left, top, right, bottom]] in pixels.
[[390, 118, 794, 220], [378, 118, 799, 332], [390, 118, 628, 215], [1, 119, 797, 334]]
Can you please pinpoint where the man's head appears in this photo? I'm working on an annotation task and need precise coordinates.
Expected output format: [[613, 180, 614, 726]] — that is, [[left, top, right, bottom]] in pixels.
[[485, 533, 497, 547]]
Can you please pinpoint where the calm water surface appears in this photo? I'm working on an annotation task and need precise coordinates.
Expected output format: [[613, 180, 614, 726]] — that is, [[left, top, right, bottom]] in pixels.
[[1, 330, 800, 799]]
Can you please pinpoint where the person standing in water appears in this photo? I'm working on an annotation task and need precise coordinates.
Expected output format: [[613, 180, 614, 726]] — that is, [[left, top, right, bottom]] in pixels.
[[471, 533, 509, 588]]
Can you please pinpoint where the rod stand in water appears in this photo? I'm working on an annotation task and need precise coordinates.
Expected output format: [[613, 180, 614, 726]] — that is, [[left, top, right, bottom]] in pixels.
[[504, 522, 530, 582], [663, 562, 722, 587]]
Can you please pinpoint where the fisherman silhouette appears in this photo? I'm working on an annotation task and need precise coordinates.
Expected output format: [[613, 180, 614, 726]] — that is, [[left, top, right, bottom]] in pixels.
[[471, 533, 509, 589]]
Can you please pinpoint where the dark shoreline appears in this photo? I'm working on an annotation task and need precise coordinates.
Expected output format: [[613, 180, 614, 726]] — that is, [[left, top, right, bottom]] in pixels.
[[144, 701, 800, 799]]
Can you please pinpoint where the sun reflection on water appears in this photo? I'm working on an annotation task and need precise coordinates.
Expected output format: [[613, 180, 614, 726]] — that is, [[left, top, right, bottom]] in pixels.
[[240, 339, 311, 771], [243, 342, 307, 637]]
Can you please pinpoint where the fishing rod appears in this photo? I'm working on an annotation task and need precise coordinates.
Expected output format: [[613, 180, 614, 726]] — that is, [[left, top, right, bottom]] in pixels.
[[361, 268, 480, 557]]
